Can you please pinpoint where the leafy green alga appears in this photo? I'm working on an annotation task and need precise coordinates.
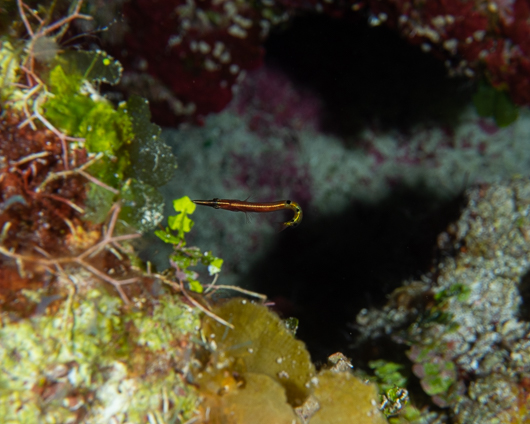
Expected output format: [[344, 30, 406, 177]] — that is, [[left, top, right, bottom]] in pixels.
[[120, 179, 165, 233], [0, 40, 20, 103], [42, 59, 174, 232], [127, 95, 178, 187], [473, 81, 519, 127], [155, 196, 224, 293]]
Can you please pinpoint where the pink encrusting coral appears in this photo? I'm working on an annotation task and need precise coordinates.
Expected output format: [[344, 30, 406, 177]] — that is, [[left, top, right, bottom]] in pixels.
[[101, 0, 530, 126], [234, 67, 323, 133], [364, 0, 530, 106], [109, 0, 282, 125]]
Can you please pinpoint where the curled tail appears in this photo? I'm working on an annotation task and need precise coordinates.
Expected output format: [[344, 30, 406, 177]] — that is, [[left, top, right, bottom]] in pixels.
[[280, 200, 303, 231]]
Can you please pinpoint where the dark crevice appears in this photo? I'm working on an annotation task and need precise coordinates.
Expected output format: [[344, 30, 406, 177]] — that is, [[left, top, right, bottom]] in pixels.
[[264, 13, 474, 139], [244, 185, 465, 363], [518, 270, 530, 321]]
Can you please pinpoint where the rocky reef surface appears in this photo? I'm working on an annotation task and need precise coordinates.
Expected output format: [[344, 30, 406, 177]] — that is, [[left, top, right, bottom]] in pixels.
[[355, 178, 530, 423]]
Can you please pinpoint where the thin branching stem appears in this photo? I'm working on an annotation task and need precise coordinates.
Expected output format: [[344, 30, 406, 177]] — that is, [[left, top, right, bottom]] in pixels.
[[9, 151, 51, 167], [17, 0, 34, 36], [204, 284, 267, 300], [40, 192, 85, 214], [153, 272, 235, 329], [37, 152, 118, 195], [179, 280, 234, 329], [203, 273, 219, 294], [0, 204, 141, 304]]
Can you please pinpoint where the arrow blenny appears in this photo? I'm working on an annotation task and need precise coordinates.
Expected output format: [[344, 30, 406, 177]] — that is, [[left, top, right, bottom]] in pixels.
[[192, 198, 303, 231]]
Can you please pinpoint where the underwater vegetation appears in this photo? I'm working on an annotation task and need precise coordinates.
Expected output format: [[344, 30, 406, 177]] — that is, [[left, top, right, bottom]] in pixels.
[[0, 0, 179, 307], [355, 178, 530, 423], [4, 1, 530, 423], [0, 3, 206, 420], [0, 289, 202, 423], [0, 2, 395, 422], [196, 298, 387, 424]]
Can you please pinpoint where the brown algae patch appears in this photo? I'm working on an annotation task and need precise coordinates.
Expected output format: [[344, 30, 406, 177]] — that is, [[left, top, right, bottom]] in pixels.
[[197, 298, 388, 423]]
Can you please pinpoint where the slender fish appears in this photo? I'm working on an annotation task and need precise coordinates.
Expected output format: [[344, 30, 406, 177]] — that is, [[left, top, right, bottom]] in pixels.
[[192, 198, 303, 231]]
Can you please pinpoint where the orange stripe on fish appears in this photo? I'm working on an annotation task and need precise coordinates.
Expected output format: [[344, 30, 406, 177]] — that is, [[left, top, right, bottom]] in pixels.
[[192, 198, 303, 231]]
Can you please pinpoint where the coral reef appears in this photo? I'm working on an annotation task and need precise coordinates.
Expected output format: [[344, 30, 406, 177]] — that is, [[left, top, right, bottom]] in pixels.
[[0, 2, 202, 421], [82, 0, 529, 125], [95, 0, 291, 125], [354, 178, 530, 423], [1, 119, 167, 306], [0, 0, 181, 303], [5, 1, 530, 423], [0, 290, 201, 423], [1, 4, 397, 423], [362, 0, 530, 107]]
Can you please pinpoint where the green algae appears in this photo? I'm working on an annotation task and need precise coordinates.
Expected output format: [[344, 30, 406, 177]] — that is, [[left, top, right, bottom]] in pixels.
[[162, 196, 197, 241], [81, 101, 133, 157], [0, 40, 20, 103], [41, 60, 176, 232], [44, 64, 133, 162], [59, 50, 123, 85], [0, 289, 201, 423], [126, 95, 178, 188], [155, 196, 224, 293], [369, 360, 408, 393], [132, 295, 200, 351], [119, 179, 165, 233], [473, 80, 519, 127], [45, 65, 96, 134], [83, 183, 117, 224]]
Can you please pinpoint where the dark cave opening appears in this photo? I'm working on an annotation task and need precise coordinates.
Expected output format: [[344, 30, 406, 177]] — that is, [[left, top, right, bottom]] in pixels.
[[518, 270, 530, 322], [247, 12, 474, 364], [246, 185, 465, 364], [264, 12, 474, 139]]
